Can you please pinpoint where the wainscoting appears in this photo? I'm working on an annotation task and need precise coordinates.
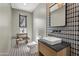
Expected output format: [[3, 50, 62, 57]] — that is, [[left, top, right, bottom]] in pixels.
[[47, 3, 79, 56]]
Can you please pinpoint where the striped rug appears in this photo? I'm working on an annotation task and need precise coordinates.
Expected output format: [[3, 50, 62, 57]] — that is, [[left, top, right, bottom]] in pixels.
[[8, 44, 38, 56]]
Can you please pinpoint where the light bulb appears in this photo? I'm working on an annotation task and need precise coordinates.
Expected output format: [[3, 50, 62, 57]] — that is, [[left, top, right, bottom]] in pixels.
[[24, 3, 27, 5]]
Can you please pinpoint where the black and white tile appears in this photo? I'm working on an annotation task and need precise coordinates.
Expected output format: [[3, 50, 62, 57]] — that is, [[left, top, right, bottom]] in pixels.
[[7, 44, 38, 56]]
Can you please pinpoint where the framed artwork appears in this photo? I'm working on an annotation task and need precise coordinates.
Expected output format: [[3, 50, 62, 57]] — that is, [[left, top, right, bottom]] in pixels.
[[19, 15, 27, 28]]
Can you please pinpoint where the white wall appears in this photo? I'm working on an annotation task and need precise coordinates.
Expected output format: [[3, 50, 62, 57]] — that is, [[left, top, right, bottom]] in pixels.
[[12, 9, 33, 42], [33, 4, 46, 42], [0, 3, 12, 55]]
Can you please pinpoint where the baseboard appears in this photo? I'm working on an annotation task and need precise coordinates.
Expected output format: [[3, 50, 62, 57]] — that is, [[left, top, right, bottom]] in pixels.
[[0, 52, 8, 56], [0, 50, 9, 56]]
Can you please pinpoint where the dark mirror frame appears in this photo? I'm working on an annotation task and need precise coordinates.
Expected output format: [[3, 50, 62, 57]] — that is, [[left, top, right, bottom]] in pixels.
[[49, 3, 66, 27]]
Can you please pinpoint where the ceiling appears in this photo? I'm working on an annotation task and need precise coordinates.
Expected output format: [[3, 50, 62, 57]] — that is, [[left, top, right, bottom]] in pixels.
[[11, 3, 39, 12]]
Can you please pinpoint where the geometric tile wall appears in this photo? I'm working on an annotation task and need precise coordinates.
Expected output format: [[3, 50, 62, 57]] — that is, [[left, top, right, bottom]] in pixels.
[[47, 3, 79, 56]]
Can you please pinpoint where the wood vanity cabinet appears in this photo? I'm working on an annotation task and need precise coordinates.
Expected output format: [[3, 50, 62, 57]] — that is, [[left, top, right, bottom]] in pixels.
[[38, 41, 70, 56]]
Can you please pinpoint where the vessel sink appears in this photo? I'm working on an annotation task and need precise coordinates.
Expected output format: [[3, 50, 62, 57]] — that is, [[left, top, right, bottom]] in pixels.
[[42, 37, 62, 45]]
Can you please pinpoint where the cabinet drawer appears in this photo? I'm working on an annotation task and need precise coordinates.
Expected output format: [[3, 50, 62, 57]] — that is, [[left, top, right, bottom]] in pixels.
[[38, 42, 57, 56]]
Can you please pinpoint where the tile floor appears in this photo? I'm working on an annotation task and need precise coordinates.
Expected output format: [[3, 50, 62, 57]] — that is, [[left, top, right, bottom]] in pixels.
[[8, 43, 38, 56]]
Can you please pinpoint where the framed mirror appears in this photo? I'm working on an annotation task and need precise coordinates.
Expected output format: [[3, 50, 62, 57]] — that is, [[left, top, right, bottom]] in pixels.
[[19, 15, 27, 28], [49, 3, 65, 27]]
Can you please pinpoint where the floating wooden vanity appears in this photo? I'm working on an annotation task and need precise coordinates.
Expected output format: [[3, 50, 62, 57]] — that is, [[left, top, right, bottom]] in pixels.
[[38, 40, 70, 56]]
